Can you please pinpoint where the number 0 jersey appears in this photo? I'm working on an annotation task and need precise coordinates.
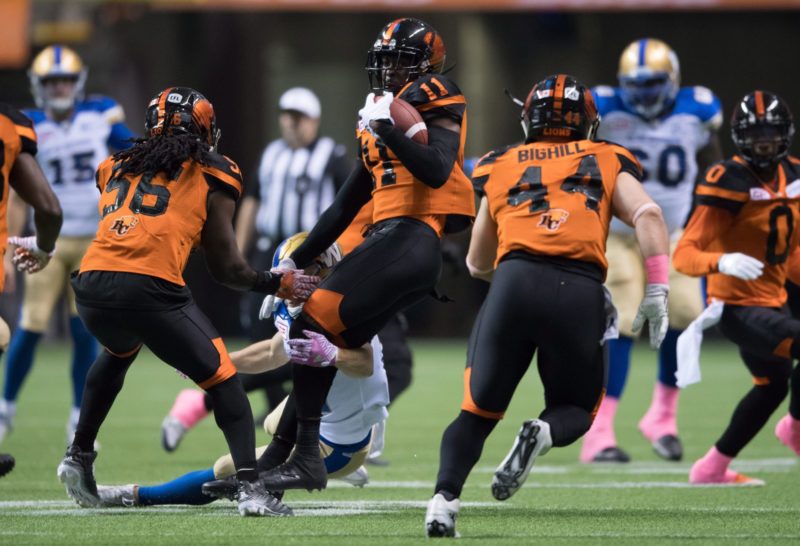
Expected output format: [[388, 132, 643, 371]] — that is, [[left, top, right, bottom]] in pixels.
[[473, 139, 642, 276], [80, 152, 243, 286], [357, 74, 475, 235], [674, 156, 800, 307], [24, 96, 135, 237], [0, 104, 37, 291], [593, 85, 722, 234]]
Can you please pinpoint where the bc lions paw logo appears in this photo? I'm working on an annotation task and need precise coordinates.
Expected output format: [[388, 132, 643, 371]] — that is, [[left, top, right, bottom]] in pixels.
[[537, 208, 570, 232], [109, 215, 139, 237]]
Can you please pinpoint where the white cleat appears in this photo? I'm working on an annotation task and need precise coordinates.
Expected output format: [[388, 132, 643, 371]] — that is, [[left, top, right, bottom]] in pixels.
[[236, 480, 293, 517], [337, 465, 369, 487], [97, 484, 137, 507], [57, 446, 100, 508], [161, 415, 188, 453], [492, 419, 552, 501], [425, 493, 460, 538]]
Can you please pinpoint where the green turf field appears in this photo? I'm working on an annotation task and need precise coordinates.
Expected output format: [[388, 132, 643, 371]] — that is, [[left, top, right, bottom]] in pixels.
[[0, 339, 797, 545]]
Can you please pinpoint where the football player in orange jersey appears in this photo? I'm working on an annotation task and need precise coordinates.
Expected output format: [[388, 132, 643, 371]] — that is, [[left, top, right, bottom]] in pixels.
[[425, 75, 671, 537], [257, 17, 475, 492], [674, 91, 800, 485], [55, 87, 317, 516], [0, 103, 63, 479]]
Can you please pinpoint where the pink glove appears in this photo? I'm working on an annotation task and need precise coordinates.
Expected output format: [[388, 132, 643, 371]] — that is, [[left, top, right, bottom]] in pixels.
[[287, 330, 338, 367], [273, 269, 319, 303]]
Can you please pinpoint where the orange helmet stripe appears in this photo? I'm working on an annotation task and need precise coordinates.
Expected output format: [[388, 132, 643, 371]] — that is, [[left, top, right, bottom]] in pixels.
[[553, 74, 567, 112], [157, 87, 173, 131], [755, 90, 765, 119]]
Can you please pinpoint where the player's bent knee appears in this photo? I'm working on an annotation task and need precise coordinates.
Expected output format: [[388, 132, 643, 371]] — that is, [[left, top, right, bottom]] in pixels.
[[0, 317, 10, 351], [264, 396, 290, 435], [324, 439, 370, 479], [213, 445, 268, 479]]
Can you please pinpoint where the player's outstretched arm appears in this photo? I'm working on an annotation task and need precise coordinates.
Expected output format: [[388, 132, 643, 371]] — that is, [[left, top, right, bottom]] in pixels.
[[465, 197, 498, 282], [230, 334, 287, 374], [9, 152, 61, 253]]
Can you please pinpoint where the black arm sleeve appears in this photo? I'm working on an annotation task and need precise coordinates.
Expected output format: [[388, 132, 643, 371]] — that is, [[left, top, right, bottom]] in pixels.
[[372, 122, 460, 189], [290, 163, 373, 267]]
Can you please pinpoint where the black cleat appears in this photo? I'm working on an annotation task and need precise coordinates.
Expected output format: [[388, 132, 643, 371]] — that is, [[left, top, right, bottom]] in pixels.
[[57, 445, 99, 508], [592, 446, 631, 463], [652, 434, 683, 461], [202, 476, 238, 501], [259, 453, 327, 492], [0, 453, 15, 478]]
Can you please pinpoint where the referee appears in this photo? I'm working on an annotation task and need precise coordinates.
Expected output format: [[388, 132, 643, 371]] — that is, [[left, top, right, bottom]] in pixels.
[[236, 87, 351, 410]]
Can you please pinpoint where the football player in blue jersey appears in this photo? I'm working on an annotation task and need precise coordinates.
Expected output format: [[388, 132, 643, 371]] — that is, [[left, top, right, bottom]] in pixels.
[[580, 39, 723, 463], [0, 45, 135, 447]]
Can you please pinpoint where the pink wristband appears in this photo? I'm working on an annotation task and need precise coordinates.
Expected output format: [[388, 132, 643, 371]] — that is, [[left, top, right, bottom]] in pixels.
[[645, 255, 669, 285]]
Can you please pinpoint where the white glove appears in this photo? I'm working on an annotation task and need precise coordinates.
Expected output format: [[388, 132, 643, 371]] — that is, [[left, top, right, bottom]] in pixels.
[[718, 253, 764, 281], [358, 92, 394, 134], [258, 294, 278, 321], [8, 236, 54, 274], [632, 284, 669, 350]]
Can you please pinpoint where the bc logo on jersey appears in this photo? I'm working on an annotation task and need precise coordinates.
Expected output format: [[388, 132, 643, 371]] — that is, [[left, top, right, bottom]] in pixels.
[[109, 215, 139, 237], [537, 208, 570, 232]]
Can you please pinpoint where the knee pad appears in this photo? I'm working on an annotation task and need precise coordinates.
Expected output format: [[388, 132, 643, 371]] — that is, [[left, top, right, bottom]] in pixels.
[[264, 396, 290, 435], [0, 317, 10, 351]]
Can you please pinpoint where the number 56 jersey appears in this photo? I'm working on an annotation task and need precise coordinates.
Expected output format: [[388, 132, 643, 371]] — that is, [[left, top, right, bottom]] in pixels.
[[593, 86, 722, 234], [472, 139, 642, 276], [80, 153, 243, 286]]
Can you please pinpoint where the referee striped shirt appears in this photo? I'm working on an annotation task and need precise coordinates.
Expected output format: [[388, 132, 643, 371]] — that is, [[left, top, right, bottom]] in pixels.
[[249, 136, 351, 246]]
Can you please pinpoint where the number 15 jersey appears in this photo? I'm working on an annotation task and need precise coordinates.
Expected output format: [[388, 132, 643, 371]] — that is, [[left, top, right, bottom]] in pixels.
[[80, 152, 243, 286], [472, 139, 642, 276]]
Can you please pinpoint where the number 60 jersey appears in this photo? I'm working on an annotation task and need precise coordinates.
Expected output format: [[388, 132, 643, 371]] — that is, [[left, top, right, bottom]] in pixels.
[[79, 153, 243, 286], [472, 139, 642, 276], [592, 85, 722, 234]]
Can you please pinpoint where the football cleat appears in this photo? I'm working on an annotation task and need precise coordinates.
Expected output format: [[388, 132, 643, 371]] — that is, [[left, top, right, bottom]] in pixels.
[[202, 476, 238, 501], [775, 414, 800, 456], [492, 419, 552, 501], [337, 465, 369, 487], [425, 492, 460, 538], [57, 445, 100, 507], [259, 453, 327, 492], [97, 484, 137, 507], [592, 446, 631, 463], [236, 479, 293, 517], [161, 416, 188, 453], [689, 462, 765, 486], [651, 434, 683, 462], [0, 453, 15, 478]]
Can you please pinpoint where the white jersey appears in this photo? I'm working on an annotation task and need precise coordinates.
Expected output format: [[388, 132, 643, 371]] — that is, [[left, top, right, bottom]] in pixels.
[[25, 96, 133, 237], [274, 306, 390, 446], [593, 86, 722, 235]]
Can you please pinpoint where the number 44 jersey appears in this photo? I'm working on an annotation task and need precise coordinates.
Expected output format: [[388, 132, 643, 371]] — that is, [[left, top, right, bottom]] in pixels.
[[79, 153, 243, 286], [472, 139, 642, 276], [592, 85, 722, 234]]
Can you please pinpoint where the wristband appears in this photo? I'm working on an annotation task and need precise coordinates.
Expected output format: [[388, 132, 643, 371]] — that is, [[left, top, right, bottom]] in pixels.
[[644, 255, 669, 285]]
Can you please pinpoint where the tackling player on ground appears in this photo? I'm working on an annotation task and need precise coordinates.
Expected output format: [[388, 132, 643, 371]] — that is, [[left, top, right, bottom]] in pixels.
[[256, 17, 475, 493], [425, 74, 670, 537], [674, 91, 800, 485], [55, 87, 317, 516], [0, 103, 63, 479], [0, 46, 135, 447], [581, 39, 723, 463]]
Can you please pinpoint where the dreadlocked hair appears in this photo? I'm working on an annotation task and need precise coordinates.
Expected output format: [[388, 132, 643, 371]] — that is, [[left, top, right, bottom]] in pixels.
[[112, 133, 211, 179]]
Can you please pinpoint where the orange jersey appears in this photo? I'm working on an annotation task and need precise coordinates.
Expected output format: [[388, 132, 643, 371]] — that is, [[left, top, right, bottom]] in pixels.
[[336, 200, 374, 256], [356, 74, 475, 236], [473, 139, 642, 274], [673, 155, 800, 307], [0, 105, 37, 292], [80, 152, 243, 286]]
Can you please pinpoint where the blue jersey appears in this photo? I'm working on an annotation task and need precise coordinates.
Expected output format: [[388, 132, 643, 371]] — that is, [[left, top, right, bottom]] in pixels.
[[24, 95, 135, 237], [593, 85, 722, 234]]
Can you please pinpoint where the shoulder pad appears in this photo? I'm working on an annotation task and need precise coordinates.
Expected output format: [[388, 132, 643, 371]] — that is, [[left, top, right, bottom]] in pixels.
[[1, 104, 37, 155], [591, 86, 626, 117], [202, 152, 243, 200], [694, 158, 752, 213], [1, 104, 34, 128], [472, 144, 515, 196], [21, 109, 46, 124], [398, 74, 466, 123], [78, 95, 120, 113], [671, 87, 723, 129]]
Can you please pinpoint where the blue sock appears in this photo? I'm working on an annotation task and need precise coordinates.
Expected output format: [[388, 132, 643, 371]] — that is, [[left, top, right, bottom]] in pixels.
[[606, 336, 633, 398], [137, 468, 217, 506], [69, 316, 98, 408], [658, 328, 681, 387], [2, 329, 42, 401]]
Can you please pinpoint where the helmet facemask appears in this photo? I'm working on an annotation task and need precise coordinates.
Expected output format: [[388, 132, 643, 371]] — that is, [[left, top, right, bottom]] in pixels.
[[733, 123, 794, 172], [366, 48, 427, 93], [618, 72, 677, 120]]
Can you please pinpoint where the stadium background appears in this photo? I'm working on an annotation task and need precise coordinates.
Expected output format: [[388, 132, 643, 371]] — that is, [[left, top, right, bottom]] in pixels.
[[1, 1, 800, 338]]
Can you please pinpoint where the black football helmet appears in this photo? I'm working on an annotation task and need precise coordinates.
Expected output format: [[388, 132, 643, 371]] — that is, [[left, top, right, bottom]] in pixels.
[[731, 90, 794, 171], [145, 87, 220, 150], [365, 18, 446, 93], [521, 74, 600, 143]]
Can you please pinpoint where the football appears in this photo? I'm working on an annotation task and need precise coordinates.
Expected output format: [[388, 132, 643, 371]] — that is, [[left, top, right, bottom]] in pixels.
[[375, 96, 428, 144]]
